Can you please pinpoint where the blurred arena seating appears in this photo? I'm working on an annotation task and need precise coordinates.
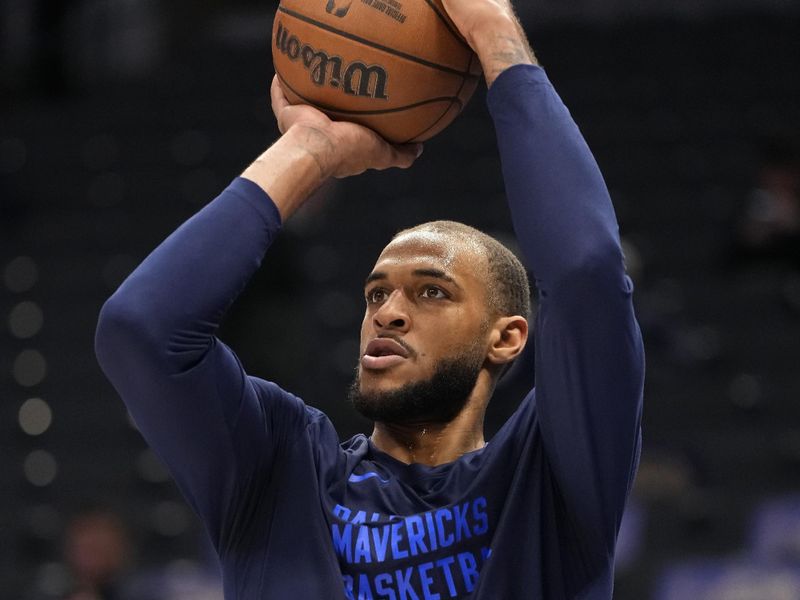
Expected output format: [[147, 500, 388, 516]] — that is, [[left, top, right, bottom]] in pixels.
[[1, 5, 799, 598]]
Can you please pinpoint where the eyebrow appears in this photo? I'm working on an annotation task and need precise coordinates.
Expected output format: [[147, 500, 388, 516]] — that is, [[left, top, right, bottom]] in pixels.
[[364, 268, 460, 287]]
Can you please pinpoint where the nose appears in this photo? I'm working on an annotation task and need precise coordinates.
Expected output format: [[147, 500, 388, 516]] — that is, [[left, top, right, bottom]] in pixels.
[[373, 290, 410, 333]]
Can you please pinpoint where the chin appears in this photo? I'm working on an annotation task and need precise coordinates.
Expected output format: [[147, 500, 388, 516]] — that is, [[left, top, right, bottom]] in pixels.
[[358, 370, 414, 393], [349, 349, 483, 424]]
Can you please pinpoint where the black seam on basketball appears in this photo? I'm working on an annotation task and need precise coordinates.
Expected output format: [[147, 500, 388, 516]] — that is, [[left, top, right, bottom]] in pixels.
[[277, 6, 479, 80], [277, 71, 462, 116], [401, 52, 472, 143], [465, 47, 481, 77], [400, 100, 454, 143], [421, 0, 472, 52]]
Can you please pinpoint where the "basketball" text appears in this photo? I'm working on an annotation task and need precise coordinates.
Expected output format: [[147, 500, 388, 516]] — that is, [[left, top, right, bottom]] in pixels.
[[275, 22, 389, 100]]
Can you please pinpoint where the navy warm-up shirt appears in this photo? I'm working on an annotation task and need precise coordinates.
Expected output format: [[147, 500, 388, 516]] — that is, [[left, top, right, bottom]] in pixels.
[[96, 65, 644, 599]]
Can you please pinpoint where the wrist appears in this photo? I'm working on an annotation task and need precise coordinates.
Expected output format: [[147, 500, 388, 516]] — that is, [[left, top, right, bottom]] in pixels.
[[470, 17, 537, 87], [241, 126, 337, 221], [468, 14, 517, 47], [282, 124, 340, 179]]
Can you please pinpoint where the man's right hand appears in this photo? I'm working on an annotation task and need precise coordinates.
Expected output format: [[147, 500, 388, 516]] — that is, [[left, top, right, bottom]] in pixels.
[[241, 76, 422, 221]]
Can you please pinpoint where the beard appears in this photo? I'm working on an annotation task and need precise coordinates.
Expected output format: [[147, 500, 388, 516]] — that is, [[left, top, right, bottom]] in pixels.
[[348, 347, 485, 425]]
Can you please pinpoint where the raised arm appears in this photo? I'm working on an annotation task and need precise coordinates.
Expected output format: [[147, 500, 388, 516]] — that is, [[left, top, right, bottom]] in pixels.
[[95, 89, 420, 549], [444, 0, 645, 549]]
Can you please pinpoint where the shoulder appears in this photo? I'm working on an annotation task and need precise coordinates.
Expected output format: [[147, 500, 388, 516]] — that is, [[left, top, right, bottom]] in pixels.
[[248, 376, 343, 444], [245, 377, 312, 435], [249, 377, 305, 410]]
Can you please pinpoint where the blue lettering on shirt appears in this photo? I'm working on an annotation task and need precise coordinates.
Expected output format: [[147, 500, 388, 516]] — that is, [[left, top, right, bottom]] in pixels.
[[333, 522, 353, 563], [395, 567, 419, 600], [435, 509, 454, 548], [452, 504, 472, 542], [372, 525, 391, 562], [390, 520, 409, 559], [406, 515, 427, 556], [457, 552, 479, 593], [472, 497, 488, 536], [375, 573, 397, 600], [331, 497, 491, 599], [356, 526, 372, 563], [417, 561, 439, 600], [435, 556, 458, 597]]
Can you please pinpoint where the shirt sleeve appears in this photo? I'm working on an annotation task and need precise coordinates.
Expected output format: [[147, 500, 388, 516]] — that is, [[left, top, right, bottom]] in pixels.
[[94, 177, 308, 553], [487, 65, 645, 550]]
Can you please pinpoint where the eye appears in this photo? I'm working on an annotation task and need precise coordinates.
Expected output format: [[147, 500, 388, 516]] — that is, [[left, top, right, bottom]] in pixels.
[[421, 286, 447, 299], [366, 288, 388, 304]]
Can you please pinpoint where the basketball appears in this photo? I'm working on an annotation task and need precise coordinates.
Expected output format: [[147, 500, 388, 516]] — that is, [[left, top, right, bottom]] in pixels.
[[271, 0, 481, 143]]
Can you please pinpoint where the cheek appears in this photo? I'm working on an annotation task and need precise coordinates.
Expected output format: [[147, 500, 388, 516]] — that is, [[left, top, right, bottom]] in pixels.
[[431, 320, 486, 356]]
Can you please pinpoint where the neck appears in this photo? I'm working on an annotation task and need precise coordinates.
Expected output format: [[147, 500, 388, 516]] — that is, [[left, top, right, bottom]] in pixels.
[[370, 373, 493, 466]]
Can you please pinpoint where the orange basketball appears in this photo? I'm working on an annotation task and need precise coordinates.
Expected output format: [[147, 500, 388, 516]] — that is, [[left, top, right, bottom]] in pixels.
[[271, 0, 481, 143]]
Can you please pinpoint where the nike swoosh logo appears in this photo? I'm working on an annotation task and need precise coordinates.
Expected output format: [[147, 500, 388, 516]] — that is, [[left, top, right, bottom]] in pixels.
[[349, 472, 390, 485]]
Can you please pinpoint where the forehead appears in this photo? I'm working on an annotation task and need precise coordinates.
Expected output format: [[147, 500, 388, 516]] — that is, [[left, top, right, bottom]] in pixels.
[[371, 229, 487, 278]]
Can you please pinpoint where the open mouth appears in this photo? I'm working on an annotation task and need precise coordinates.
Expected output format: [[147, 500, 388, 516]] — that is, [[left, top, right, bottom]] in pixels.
[[364, 337, 410, 359], [362, 337, 411, 370]]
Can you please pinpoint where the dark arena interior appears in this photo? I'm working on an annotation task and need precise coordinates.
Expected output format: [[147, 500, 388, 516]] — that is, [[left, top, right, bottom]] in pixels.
[[1, 0, 799, 598]]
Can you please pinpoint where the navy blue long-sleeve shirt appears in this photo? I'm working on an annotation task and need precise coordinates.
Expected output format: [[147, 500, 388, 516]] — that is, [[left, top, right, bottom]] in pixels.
[[96, 65, 644, 599]]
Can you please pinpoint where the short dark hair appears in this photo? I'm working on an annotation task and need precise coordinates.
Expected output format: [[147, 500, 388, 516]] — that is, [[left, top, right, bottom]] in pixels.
[[394, 221, 531, 319]]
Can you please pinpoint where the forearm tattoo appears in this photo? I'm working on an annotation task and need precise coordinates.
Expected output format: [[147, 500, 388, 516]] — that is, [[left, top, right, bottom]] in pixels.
[[483, 31, 537, 85]]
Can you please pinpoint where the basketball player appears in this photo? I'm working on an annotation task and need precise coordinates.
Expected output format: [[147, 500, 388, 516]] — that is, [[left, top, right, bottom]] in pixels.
[[95, 0, 644, 597]]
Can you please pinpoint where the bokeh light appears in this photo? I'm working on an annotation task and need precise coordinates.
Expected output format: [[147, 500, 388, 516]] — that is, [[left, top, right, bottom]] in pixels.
[[8, 301, 44, 339], [18, 397, 53, 436], [136, 449, 170, 483], [4, 256, 38, 293], [24, 450, 58, 487], [152, 501, 191, 536], [13, 349, 47, 387], [33, 562, 69, 597]]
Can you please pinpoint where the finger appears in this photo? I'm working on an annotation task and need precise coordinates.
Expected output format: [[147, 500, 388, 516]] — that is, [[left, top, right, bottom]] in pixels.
[[270, 75, 289, 112], [270, 76, 290, 132], [366, 133, 422, 170]]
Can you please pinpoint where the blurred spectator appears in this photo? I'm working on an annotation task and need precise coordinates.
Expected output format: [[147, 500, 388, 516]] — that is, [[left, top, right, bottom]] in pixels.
[[28, 505, 222, 600], [61, 508, 132, 600], [28, 507, 143, 600], [733, 139, 800, 268]]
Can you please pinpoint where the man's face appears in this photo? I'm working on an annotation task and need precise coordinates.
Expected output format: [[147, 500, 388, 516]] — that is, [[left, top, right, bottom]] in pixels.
[[350, 230, 492, 423]]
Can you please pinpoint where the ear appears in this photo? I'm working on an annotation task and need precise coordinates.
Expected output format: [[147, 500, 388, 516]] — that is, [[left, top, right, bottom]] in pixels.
[[485, 316, 528, 365]]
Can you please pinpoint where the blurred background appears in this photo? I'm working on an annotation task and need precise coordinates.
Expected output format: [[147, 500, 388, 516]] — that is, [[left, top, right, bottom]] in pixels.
[[2, 0, 799, 598]]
